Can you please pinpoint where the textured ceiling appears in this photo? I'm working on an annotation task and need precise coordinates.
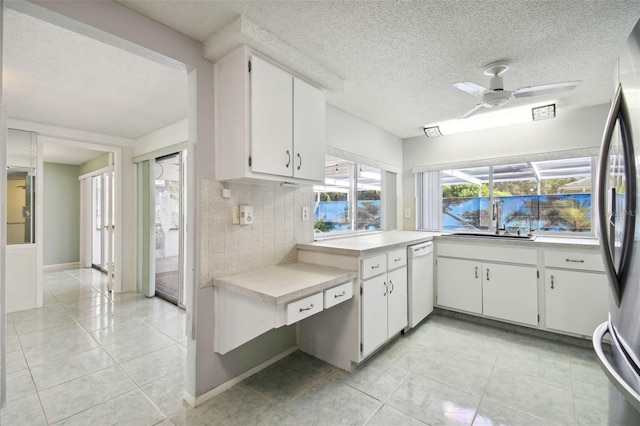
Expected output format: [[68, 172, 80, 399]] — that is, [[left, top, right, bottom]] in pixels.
[[3, 7, 188, 141], [118, 0, 640, 138], [4, 0, 640, 150]]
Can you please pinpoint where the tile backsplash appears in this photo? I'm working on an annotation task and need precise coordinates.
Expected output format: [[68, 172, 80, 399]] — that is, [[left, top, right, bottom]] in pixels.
[[199, 178, 314, 287]]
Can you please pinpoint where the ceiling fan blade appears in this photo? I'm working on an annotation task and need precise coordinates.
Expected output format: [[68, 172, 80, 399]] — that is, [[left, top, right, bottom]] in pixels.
[[453, 82, 487, 97], [513, 81, 580, 98], [459, 104, 484, 119]]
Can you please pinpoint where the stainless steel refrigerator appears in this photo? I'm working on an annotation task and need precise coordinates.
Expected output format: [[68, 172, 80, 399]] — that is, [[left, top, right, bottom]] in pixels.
[[594, 18, 640, 425]]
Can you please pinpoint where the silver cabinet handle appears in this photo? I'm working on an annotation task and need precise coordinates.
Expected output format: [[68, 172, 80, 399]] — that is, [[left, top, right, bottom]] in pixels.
[[474, 266, 478, 279], [299, 303, 314, 312], [383, 282, 388, 296], [550, 275, 555, 289], [371, 264, 380, 269], [565, 258, 585, 263], [334, 291, 346, 298], [285, 150, 291, 168], [389, 280, 394, 294], [486, 268, 490, 281], [297, 153, 302, 170]]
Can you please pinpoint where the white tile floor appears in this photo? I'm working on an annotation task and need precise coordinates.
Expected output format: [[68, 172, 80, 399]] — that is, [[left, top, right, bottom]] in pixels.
[[2, 267, 188, 425], [1, 267, 611, 425]]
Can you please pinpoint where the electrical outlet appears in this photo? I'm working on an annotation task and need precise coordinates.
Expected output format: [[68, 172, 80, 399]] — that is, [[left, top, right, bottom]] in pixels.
[[232, 206, 240, 225], [404, 209, 411, 218], [302, 206, 309, 222]]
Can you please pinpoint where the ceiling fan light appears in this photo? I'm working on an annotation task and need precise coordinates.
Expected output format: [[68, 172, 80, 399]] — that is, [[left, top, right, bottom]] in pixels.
[[532, 104, 556, 121], [423, 126, 442, 138]]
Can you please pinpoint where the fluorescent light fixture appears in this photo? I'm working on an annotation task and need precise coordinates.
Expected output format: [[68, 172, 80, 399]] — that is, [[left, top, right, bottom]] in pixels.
[[532, 104, 556, 121], [423, 102, 558, 138], [423, 126, 442, 138]]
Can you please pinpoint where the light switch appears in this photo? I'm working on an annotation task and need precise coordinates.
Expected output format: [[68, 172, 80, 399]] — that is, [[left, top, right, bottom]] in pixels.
[[404, 209, 411, 218], [302, 206, 309, 222]]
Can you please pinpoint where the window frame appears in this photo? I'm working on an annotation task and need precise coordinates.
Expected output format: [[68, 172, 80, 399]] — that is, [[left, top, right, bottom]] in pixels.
[[416, 152, 598, 238], [314, 153, 394, 240]]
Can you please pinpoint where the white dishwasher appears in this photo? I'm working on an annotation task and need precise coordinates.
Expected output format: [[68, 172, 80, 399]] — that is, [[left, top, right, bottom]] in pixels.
[[407, 242, 434, 329]]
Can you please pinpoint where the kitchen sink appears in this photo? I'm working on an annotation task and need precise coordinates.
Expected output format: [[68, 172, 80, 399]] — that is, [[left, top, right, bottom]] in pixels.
[[447, 232, 536, 241]]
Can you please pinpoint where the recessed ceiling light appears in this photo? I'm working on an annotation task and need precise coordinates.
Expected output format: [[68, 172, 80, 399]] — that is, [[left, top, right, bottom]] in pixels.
[[532, 104, 556, 121], [423, 126, 442, 138]]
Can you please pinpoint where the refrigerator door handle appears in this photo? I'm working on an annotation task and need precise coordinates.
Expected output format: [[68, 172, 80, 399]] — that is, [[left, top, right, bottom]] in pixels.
[[594, 321, 640, 413], [597, 83, 637, 306]]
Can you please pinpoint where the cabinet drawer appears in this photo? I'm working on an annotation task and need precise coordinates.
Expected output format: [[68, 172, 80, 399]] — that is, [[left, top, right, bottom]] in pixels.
[[324, 281, 353, 309], [544, 250, 604, 272], [286, 292, 323, 325], [362, 254, 387, 279], [387, 249, 407, 270]]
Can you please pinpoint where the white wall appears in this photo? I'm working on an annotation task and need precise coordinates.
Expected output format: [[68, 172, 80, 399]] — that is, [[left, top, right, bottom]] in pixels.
[[134, 118, 188, 157], [326, 105, 403, 168], [401, 103, 610, 228]]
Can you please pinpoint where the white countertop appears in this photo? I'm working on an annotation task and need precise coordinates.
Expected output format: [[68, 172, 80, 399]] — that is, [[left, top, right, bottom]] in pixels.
[[214, 262, 357, 305], [297, 231, 438, 256]]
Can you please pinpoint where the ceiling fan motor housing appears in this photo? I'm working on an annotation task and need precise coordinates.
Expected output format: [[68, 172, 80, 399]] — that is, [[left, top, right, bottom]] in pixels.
[[482, 90, 513, 107]]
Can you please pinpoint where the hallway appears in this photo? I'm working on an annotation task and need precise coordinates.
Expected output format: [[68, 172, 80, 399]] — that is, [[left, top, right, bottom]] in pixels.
[[1, 267, 187, 424]]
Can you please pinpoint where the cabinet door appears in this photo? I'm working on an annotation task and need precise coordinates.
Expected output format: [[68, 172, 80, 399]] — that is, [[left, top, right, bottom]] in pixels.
[[250, 55, 293, 177], [293, 78, 325, 181], [387, 267, 408, 336], [482, 263, 538, 326], [361, 274, 388, 357], [436, 257, 482, 314], [545, 269, 609, 336]]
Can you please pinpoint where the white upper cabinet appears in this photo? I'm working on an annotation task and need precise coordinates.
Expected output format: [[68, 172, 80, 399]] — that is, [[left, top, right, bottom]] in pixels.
[[293, 77, 326, 182], [214, 46, 326, 184], [250, 55, 293, 177]]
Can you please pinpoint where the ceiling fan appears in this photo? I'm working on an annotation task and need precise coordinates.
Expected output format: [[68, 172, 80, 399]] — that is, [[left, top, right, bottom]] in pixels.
[[453, 60, 580, 119]]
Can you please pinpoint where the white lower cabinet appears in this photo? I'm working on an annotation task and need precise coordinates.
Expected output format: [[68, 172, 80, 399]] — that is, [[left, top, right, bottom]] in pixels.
[[437, 256, 537, 325], [482, 263, 538, 326], [436, 257, 482, 314], [544, 269, 608, 336], [362, 274, 388, 355], [361, 265, 408, 357]]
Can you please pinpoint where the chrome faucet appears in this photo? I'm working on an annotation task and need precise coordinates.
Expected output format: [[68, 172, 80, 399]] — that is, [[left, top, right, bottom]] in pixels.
[[492, 200, 504, 235]]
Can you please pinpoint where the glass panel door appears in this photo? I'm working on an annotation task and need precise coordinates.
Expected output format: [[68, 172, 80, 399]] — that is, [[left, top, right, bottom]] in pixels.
[[154, 152, 184, 306], [91, 171, 114, 279]]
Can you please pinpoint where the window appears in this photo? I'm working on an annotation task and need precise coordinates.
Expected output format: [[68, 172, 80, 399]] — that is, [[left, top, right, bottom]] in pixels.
[[314, 155, 383, 237], [420, 156, 594, 235]]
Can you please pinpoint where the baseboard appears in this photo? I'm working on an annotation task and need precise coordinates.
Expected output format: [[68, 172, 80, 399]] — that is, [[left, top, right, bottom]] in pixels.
[[184, 345, 299, 407], [43, 262, 81, 270]]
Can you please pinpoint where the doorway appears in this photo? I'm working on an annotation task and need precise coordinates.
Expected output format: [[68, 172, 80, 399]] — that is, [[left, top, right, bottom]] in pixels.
[[153, 152, 185, 306]]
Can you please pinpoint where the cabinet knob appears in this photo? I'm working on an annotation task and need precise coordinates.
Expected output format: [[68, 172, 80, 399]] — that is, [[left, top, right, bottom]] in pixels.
[[475, 266, 478, 279], [551, 275, 555, 289], [389, 280, 394, 294], [394, 257, 402, 262], [371, 264, 380, 269], [486, 268, 490, 281], [297, 153, 302, 170], [383, 282, 388, 296], [565, 258, 585, 263], [285, 150, 291, 168], [334, 291, 346, 298]]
